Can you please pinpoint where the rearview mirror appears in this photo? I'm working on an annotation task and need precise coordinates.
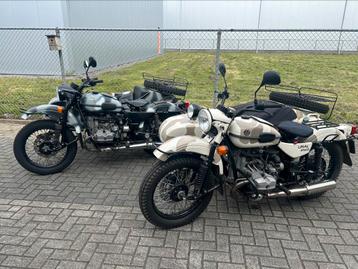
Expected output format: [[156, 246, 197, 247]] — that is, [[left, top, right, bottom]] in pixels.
[[260, 71, 281, 86], [83, 60, 89, 69], [88, 57, 97, 68], [218, 63, 226, 77]]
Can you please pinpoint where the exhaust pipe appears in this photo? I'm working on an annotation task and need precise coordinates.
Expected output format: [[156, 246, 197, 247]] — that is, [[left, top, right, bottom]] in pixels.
[[99, 142, 161, 152], [267, 181, 336, 198]]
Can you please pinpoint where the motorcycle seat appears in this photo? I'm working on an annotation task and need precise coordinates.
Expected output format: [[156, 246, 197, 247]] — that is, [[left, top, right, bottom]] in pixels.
[[133, 86, 149, 99], [277, 121, 313, 138], [125, 99, 149, 108], [234, 101, 297, 126]]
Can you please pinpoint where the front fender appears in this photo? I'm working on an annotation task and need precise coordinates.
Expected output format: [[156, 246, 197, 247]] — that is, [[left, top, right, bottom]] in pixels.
[[159, 114, 202, 142], [153, 135, 224, 175], [21, 104, 63, 120]]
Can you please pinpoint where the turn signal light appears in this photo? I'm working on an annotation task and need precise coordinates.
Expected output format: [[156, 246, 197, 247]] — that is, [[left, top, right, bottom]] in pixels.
[[57, 106, 64, 113], [217, 145, 229, 156], [184, 100, 190, 109], [351, 125, 357, 135]]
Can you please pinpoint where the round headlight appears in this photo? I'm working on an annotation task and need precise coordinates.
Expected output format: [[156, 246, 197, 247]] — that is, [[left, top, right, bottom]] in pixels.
[[187, 105, 194, 119], [198, 109, 212, 133], [187, 104, 201, 119]]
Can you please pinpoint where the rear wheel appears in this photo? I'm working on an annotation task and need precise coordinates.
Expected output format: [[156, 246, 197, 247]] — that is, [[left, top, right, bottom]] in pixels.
[[139, 156, 213, 229], [13, 120, 77, 175], [300, 143, 343, 200]]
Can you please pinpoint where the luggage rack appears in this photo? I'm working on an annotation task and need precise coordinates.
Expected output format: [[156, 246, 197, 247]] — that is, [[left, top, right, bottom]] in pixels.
[[265, 85, 338, 119], [142, 73, 189, 97], [302, 119, 339, 130]]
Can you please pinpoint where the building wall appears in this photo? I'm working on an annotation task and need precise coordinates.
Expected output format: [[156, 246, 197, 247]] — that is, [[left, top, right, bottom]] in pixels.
[[163, 0, 358, 29], [0, 0, 163, 75], [162, 1, 358, 52], [60, 0, 163, 74]]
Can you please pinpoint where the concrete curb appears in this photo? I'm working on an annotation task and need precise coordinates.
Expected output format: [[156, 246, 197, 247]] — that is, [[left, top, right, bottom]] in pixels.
[[0, 119, 33, 125]]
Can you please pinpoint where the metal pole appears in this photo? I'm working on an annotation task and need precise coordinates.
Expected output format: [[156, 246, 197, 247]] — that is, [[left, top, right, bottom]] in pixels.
[[56, 28, 65, 82], [213, 30, 222, 108], [256, 0, 263, 53], [338, 0, 348, 54], [179, 0, 182, 52], [157, 27, 161, 55]]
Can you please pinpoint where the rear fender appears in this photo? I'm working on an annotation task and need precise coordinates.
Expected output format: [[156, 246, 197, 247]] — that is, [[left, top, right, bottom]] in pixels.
[[153, 135, 224, 175], [304, 128, 352, 166], [336, 140, 353, 166], [304, 128, 347, 143]]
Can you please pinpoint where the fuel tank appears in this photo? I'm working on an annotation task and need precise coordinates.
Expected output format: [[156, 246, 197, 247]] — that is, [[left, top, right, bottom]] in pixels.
[[81, 92, 122, 113], [228, 116, 281, 148]]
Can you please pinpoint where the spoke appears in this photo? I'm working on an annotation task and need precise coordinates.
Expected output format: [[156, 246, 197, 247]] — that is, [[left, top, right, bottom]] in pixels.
[[153, 167, 200, 217], [24, 128, 67, 168]]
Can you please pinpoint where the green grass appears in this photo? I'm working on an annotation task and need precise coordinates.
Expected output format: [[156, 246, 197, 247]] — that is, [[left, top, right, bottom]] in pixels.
[[1, 52, 358, 122]]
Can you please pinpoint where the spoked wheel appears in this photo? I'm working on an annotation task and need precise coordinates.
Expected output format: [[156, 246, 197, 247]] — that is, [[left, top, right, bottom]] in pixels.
[[13, 120, 77, 175], [299, 143, 343, 200], [139, 156, 213, 229]]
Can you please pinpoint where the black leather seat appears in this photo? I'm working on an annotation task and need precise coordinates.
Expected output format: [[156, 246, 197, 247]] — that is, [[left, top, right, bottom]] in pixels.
[[233, 101, 297, 126], [125, 99, 149, 108], [133, 86, 149, 99], [278, 121, 313, 138]]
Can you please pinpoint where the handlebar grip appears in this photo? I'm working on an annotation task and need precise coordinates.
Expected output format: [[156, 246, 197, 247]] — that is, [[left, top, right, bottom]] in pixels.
[[94, 80, 103, 84]]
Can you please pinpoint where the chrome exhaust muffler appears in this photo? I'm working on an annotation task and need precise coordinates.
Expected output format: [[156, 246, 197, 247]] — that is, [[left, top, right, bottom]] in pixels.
[[267, 181, 336, 198]]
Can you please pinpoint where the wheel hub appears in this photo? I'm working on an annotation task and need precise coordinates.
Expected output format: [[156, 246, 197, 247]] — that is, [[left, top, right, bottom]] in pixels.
[[170, 185, 189, 202], [34, 134, 60, 157]]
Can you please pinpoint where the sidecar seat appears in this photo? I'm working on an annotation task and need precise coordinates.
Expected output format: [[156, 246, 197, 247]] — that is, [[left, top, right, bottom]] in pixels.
[[234, 101, 297, 126]]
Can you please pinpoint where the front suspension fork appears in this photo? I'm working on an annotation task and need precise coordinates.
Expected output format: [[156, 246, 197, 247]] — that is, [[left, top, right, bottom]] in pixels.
[[195, 143, 223, 195]]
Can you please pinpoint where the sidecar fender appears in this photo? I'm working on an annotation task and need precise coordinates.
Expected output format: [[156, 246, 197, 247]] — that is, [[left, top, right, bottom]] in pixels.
[[22, 105, 82, 133], [154, 135, 224, 175], [159, 114, 202, 142], [21, 105, 63, 120]]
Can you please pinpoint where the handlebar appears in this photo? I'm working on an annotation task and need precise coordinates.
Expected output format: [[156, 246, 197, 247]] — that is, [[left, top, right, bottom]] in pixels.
[[89, 79, 103, 86], [70, 78, 103, 92]]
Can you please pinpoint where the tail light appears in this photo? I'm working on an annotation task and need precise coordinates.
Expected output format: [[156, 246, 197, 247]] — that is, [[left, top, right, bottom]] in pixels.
[[184, 100, 190, 109], [351, 125, 357, 135]]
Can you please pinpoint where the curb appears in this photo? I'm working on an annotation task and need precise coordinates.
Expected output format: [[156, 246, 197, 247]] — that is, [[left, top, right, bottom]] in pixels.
[[0, 119, 33, 125]]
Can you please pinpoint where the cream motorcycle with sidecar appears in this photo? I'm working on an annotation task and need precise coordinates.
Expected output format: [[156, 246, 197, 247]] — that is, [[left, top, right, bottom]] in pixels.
[[138, 64, 357, 229]]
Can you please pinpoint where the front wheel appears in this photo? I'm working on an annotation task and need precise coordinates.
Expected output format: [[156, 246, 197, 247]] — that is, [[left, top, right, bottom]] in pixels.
[[139, 156, 213, 229], [13, 120, 77, 175]]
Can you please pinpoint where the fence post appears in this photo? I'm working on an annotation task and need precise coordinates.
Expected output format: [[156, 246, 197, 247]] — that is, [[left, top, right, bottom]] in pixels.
[[338, 0, 348, 54], [213, 30, 222, 107], [337, 30, 343, 54], [256, 0, 263, 53], [157, 27, 161, 55], [56, 28, 65, 82]]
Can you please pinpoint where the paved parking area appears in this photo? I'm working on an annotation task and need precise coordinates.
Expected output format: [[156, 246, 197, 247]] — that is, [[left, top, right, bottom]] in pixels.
[[1, 122, 358, 268]]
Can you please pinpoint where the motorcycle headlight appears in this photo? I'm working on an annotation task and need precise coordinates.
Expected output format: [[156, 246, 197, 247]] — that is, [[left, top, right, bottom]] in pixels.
[[187, 104, 201, 119], [198, 109, 212, 133]]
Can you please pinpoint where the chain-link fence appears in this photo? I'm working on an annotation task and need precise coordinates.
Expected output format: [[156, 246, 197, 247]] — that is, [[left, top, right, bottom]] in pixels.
[[0, 28, 358, 118]]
